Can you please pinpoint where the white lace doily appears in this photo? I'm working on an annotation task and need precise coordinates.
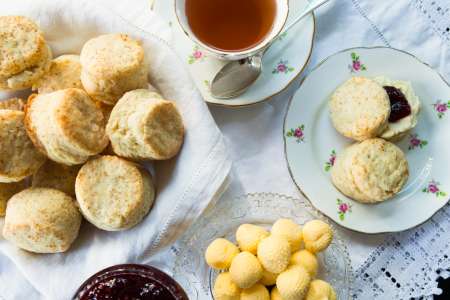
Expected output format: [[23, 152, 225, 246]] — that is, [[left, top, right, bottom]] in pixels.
[[413, 0, 450, 43], [353, 203, 450, 299]]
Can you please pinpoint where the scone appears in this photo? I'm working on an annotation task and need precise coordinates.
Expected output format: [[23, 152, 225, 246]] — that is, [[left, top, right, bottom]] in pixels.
[[25, 88, 109, 165], [75, 156, 155, 231], [2, 188, 82, 253], [0, 16, 52, 90], [331, 138, 409, 203], [0, 181, 26, 216], [106, 89, 184, 160], [330, 77, 390, 141], [373, 77, 420, 141], [0, 110, 46, 182], [32, 55, 83, 93], [0, 98, 26, 111], [80, 34, 148, 104], [32, 160, 81, 196]]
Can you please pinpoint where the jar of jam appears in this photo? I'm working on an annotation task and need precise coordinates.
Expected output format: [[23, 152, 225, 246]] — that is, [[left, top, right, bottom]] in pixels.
[[73, 264, 189, 300]]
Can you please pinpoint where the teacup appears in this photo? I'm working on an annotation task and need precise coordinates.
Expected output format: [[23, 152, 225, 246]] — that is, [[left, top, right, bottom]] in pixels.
[[174, 0, 290, 61]]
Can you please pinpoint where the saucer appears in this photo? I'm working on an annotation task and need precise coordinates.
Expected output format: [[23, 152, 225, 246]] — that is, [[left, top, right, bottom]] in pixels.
[[284, 47, 450, 233], [153, 0, 315, 107]]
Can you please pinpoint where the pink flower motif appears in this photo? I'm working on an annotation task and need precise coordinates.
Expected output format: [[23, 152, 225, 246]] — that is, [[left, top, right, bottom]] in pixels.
[[410, 137, 421, 147], [339, 203, 349, 213], [352, 61, 361, 71], [294, 128, 303, 138], [193, 50, 203, 59], [330, 156, 336, 165], [436, 103, 447, 113], [277, 64, 287, 73], [429, 183, 439, 193]]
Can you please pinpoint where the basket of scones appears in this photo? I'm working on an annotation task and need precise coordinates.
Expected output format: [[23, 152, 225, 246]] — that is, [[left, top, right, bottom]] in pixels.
[[0, 16, 184, 253]]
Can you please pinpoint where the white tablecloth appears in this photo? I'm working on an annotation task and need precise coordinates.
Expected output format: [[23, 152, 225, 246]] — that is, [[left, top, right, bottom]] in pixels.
[[1, 0, 449, 298]]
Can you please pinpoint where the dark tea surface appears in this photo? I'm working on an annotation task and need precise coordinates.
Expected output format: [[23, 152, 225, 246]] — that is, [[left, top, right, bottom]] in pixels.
[[186, 0, 277, 52]]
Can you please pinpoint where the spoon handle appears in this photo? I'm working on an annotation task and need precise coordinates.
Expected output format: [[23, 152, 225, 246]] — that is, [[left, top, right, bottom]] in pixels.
[[283, 0, 330, 34]]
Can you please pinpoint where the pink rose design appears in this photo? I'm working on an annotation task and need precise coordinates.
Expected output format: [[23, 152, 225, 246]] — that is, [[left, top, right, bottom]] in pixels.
[[353, 61, 361, 71], [429, 184, 439, 193], [330, 156, 336, 165], [294, 128, 303, 138], [410, 137, 420, 147], [277, 64, 287, 73], [339, 203, 349, 213], [193, 50, 203, 59], [437, 103, 447, 113]]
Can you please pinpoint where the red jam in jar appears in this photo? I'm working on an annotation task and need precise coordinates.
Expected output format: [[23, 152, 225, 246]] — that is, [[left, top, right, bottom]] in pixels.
[[73, 264, 188, 300]]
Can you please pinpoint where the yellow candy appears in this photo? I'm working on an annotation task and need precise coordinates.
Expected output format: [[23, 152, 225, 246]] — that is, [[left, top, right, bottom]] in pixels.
[[271, 218, 303, 252], [230, 251, 263, 288], [213, 272, 241, 300], [205, 238, 240, 270], [236, 224, 270, 254], [302, 220, 333, 253], [241, 283, 270, 300], [257, 235, 291, 274], [290, 250, 318, 278], [276, 265, 311, 300], [305, 279, 337, 300]]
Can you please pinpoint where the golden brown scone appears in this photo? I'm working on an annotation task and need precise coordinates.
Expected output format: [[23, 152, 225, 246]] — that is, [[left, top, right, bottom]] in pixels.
[[0, 16, 52, 90], [0, 98, 26, 111], [0, 181, 26, 216], [32, 54, 83, 93], [2, 188, 82, 253], [331, 139, 409, 203], [0, 110, 46, 182], [329, 77, 390, 141], [75, 156, 155, 231], [106, 89, 184, 160], [32, 160, 81, 196], [80, 34, 148, 104], [25, 88, 109, 165]]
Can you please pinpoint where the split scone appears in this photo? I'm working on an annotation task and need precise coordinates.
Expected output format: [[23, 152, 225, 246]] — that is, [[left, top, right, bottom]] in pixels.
[[0, 110, 46, 182], [25, 88, 109, 165], [331, 138, 409, 203], [373, 76, 420, 141], [0, 97, 26, 111], [2, 188, 82, 253], [0, 181, 26, 216], [75, 156, 155, 231], [80, 34, 148, 105], [32, 160, 81, 197], [32, 54, 83, 93], [0, 16, 52, 90], [330, 77, 390, 141], [106, 89, 184, 160]]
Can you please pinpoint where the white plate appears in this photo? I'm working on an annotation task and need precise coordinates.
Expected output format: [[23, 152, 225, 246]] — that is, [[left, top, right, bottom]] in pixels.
[[284, 47, 450, 233], [153, 0, 315, 107]]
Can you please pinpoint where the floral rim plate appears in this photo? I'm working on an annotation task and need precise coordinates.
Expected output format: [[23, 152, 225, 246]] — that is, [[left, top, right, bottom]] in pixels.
[[172, 192, 353, 299], [284, 46, 450, 233], [153, 0, 315, 107]]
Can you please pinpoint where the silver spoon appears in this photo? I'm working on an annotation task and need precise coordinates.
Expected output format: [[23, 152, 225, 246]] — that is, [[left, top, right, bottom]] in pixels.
[[211, 0, 330, 99]]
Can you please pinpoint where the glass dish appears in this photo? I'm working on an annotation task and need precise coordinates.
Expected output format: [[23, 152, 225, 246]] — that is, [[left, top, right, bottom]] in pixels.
[[173, 192, 353, 299]]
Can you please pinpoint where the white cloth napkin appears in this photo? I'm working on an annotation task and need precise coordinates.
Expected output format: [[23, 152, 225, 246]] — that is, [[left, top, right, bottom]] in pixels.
[[0, 0, 231, 299]]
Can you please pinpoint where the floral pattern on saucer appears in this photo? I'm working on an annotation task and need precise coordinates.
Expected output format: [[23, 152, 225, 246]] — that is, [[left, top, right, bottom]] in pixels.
[[423, 180, 447, 198], [188, 46, 206, 64], [286, 125, 305, 143], [324, 149, 336, 172], [408, 134, 428, 150], [273, 60, 294, 74], [349, 52, 367, 73], [432, 100, 450, 119], [337, 199, 352, 221]]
